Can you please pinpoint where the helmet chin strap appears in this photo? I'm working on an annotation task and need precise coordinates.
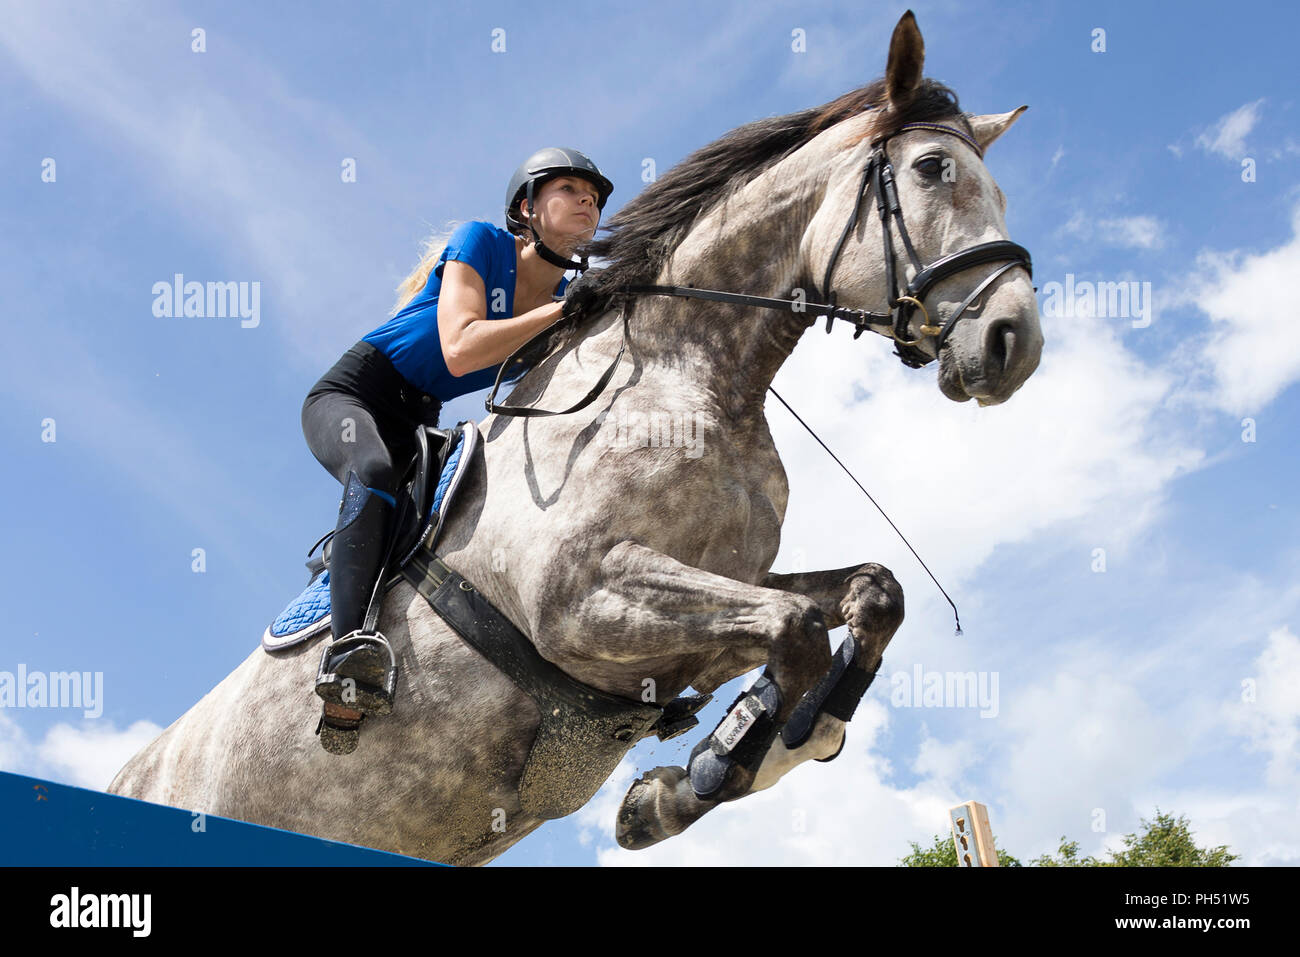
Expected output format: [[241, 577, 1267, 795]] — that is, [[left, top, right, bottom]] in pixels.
[[524, 179, 590, 272]]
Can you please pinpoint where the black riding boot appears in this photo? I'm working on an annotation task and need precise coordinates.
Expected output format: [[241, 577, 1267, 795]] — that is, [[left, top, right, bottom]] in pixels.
[[314, 471, 399, 754]]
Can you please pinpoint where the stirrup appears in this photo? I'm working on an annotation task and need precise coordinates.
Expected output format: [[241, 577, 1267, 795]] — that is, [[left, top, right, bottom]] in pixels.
[[315, 630, 398, 716], [652, 692, 714, 742]]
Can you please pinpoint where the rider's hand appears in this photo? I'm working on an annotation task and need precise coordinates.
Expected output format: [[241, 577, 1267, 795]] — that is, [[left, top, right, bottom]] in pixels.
[[560, 267, 606, 321]]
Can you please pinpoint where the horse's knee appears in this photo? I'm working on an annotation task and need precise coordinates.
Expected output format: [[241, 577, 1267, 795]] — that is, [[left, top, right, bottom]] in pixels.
[[853, 563, 904, 630], [768, 600, 831, 701]]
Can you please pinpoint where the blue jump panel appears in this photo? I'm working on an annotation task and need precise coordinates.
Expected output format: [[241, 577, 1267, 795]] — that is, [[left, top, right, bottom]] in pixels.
[[0, 771, 442, 866]]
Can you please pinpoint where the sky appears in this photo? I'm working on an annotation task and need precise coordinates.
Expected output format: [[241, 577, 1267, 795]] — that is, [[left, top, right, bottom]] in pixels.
[[2, 0, 1298, 867]]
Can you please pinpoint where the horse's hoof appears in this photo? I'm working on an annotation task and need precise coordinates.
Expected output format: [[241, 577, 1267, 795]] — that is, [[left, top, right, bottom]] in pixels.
[[616, 766, 690, 850], [815, 727, 847, 763]]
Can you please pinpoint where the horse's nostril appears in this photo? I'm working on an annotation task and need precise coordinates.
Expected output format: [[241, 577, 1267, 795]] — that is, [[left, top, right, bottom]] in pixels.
[[987, 320, 1015, 374]]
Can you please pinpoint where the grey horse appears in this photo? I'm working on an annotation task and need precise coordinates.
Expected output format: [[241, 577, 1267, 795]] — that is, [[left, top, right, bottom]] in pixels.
[[109, 12, 1042, 865]]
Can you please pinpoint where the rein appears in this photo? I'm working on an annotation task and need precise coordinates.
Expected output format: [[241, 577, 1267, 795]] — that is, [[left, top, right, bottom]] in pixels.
[[481, 120, 1037, 634]]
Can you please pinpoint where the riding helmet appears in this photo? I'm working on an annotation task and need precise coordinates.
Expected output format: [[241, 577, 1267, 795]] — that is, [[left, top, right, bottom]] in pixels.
[[504, 147, 614, 235]]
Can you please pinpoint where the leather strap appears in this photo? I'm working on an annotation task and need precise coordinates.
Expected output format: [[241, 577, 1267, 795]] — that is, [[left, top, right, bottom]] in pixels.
[[907, 241, 1033, 304], [402, 551, 663, 721], [485, 306, 631, 418], [934, 259, 1026, 352]]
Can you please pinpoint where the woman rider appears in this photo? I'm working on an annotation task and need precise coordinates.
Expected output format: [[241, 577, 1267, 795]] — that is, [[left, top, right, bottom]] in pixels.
[[302, 147, 614, 754]]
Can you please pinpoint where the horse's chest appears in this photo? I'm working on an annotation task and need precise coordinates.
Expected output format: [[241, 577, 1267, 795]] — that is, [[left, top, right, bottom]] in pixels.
[[655, 449, 785, 581], [697, 484, 781, 580]]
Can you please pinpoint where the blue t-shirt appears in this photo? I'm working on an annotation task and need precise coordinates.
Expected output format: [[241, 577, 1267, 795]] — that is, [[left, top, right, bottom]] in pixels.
[[362, 220, 569, 401]]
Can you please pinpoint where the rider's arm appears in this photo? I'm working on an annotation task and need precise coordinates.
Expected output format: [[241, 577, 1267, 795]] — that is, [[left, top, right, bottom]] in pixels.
[[438, 261, 563, 377]]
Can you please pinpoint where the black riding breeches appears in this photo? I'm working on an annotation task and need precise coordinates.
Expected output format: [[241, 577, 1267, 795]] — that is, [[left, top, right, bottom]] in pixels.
[[302, 341, 443, 496]]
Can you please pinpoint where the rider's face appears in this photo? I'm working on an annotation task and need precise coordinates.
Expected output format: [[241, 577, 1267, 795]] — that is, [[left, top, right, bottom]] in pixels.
[[523, 176, 600, 245]]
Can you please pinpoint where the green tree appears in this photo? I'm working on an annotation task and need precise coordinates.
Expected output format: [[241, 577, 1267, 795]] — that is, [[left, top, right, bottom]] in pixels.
[[900, 830, 1022, 867], [1103, 810, 1238, 867], [902, 809, 1237, 867], [1030, 836, 1102, 867]]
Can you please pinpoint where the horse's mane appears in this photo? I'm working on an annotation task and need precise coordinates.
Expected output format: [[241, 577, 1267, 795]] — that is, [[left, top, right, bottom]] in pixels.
[[512, 76, 965, 369]]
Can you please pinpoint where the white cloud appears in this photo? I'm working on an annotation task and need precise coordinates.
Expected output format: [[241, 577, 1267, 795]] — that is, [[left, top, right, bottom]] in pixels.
[[1100, 216, 1163, 249], [766, 303, 1201, 591], [1062, 211, 1164, 249], [998, 663, 1185, 844], [1196, 99, 1265, 160], [1153, 791, 1299, 867], [1184, 201, 1300, 413], [1224, 626, 1300, 788], [774, 9, 913, 89], [1267, 139, 1300, 160], [0, 711, 28, 771], [574, 757, 641, 851], [38, 720, 164, 790], [1090, 623, 1300, 867], [0, 3, 411, 370], [0, 712, 163, 791]]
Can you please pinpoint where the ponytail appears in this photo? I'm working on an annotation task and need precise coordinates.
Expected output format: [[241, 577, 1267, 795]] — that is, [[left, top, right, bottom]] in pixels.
[[391, 221, 463, 314]]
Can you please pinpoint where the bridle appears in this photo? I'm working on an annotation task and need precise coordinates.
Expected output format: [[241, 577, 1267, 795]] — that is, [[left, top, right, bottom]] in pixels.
[[481, 119, 1022, 634], [822, 121, 1034, 367], [486, 118, 1034, 416], [618, 120, 1033, 369]]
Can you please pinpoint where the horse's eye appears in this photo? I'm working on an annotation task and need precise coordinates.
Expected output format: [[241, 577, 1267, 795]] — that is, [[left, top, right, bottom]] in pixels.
[[916, 156, 943, 177]]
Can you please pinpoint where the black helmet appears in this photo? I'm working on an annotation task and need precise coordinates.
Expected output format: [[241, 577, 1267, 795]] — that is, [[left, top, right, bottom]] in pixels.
[[504, 147, 613, 271]]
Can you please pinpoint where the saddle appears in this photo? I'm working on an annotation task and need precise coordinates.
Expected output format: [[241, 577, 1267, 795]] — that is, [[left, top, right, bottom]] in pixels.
[[262, 421, 476, 651], [263, 418, 712, 819]]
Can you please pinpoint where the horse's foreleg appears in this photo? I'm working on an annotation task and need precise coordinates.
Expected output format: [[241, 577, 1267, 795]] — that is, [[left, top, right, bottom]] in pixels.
[[762, 562, 904, 667], [617, 562, 903, 852], [691, 563, 903, 696], [617, 707, 851, 850], [567, 541, 834, 723], [563, 542, 831, 829]]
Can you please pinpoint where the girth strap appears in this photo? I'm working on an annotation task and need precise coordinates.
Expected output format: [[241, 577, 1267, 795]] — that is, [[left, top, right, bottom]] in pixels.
[[401, 550, 663, 819]]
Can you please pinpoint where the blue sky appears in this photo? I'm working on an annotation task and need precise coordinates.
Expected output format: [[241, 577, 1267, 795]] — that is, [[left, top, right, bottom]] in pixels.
[[2, 0, 1298, 866]]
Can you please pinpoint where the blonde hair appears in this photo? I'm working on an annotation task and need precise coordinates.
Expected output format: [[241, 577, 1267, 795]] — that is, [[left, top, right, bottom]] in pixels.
[[391, 220, 464, 314]]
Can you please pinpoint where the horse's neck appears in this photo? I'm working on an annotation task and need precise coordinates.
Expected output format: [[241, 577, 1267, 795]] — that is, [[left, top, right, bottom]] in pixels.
[[619, 146, 842, 418], [542, 128, 862, 420]]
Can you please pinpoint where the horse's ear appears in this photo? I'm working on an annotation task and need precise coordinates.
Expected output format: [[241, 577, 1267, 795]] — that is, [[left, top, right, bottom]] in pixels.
[[885, 11, 925, 112], [967, 106, 1028, 153]]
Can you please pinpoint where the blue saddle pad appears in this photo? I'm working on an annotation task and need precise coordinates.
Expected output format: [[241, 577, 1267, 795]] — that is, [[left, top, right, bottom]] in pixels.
[[262, 423, 476, 652]]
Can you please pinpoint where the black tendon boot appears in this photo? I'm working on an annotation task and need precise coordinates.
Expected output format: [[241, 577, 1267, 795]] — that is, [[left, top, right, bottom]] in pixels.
[[314, 471, 399, 754]]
